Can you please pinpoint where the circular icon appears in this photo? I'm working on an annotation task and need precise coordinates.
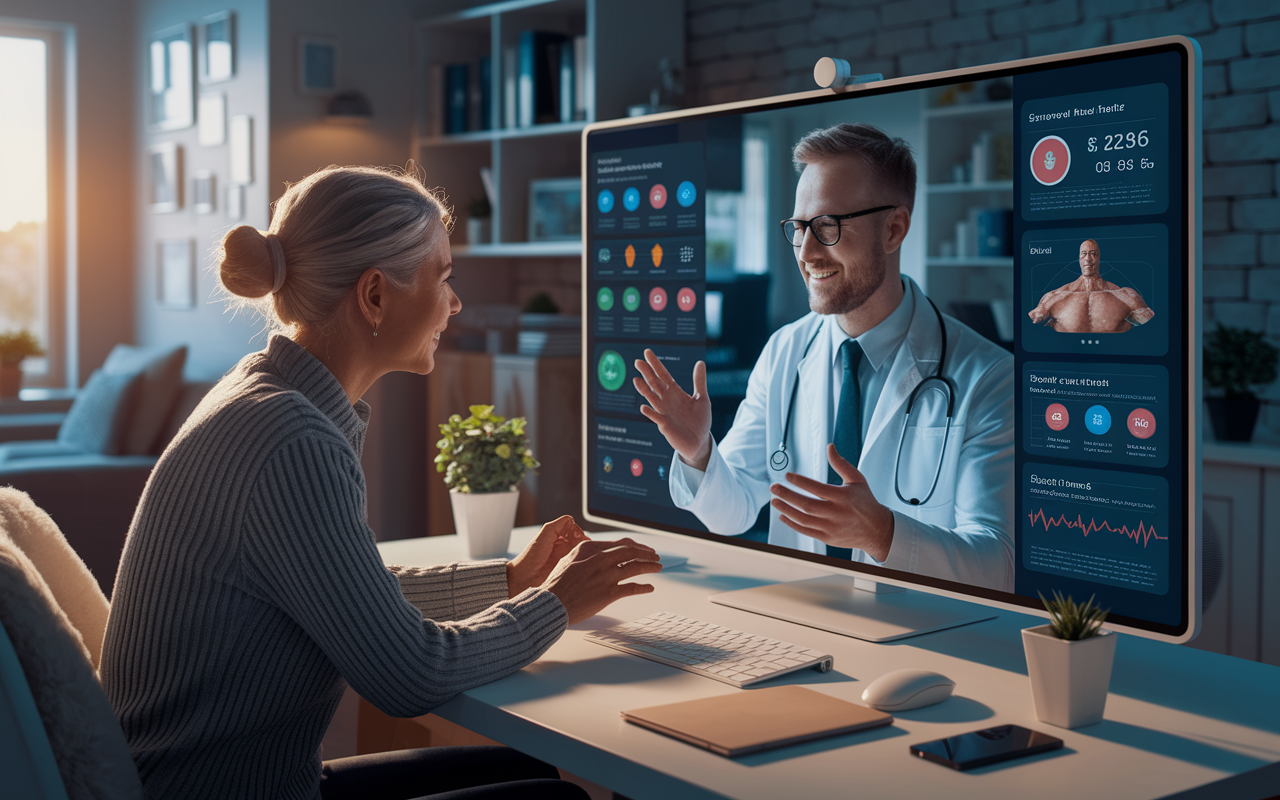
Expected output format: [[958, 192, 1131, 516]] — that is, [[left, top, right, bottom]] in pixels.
[[657, 465, 666, 480], [597, 189, 615, 213], [676, 180, 697, 208], [649, 184, 667, 209], [1128, 408, 1157, 439], [597, 247, 611, 264], [676, 287, 697, 312], [597, 350, 626, 391], [1030, 135, 1071, 186], [1045, 403, 1069, 431], [602, 456, 613, 473], [623, 187, 641, 212], [1084, 404, 1111, 435], [621, 286, 641, 312], [630, 458, 644, 477], [596, 287, 614, 311], [649, 286, 668, 312]]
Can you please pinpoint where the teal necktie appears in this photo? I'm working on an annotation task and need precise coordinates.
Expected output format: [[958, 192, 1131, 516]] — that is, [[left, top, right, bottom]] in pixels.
[[827, 339, 864, 560]]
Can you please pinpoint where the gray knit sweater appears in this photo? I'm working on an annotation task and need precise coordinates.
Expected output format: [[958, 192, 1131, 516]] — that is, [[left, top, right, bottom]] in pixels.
[[101, 335, 567, 800]]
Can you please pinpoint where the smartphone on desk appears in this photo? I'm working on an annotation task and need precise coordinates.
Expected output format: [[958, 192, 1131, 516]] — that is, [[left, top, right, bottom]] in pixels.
[[910, 724, 1063, 770]]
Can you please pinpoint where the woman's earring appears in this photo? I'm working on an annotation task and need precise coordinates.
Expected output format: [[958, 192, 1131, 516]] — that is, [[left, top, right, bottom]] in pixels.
[[373, 324, 378, 338]]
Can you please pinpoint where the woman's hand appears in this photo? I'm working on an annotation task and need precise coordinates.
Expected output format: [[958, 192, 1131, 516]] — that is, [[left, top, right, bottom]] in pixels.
[[506, 515, 591, 598], [541, 539, 662, 625]]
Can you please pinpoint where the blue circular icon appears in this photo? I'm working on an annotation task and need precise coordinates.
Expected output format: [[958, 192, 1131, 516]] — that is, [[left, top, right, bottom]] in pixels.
[[1084, 405, 1112, 435], [676, 180, 697, 208], [623, 187, 641, 212], [597, 190, 615, 213]]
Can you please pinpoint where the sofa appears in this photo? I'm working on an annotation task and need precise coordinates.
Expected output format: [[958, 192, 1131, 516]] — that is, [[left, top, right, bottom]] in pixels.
[[0, 344, 213, 596]]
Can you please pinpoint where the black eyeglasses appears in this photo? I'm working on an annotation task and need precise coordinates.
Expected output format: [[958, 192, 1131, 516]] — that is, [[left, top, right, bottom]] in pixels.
[[780, 206, 896, 247]]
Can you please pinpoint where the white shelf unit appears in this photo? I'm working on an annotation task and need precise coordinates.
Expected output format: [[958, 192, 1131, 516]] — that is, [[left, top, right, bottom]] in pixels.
[[920, 98, 1015, 321], [412, 0, 684, 257]]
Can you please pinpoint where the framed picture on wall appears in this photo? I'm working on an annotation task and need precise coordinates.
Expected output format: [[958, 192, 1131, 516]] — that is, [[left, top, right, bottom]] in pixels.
[[297, 36, 338, 95], [199, 10, 235, 84], [229, 115, 253, 184], [148, 142, 182, 213], [193, 170, 215, 214], [198, 92, 226, 146], [528, 177, 582, 241], [158, 239, 196, 309], [148, 25, 194, 130]]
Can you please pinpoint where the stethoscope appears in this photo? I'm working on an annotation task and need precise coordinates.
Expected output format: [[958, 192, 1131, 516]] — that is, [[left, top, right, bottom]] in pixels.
[[769, 296, 957, 507]]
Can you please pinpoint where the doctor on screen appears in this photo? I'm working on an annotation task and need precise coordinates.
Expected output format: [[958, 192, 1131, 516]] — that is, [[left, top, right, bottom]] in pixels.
[[633, 123, 1015, 591]]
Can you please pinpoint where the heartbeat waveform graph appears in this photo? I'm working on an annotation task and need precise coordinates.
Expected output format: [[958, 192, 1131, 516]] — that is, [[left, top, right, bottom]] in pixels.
[[1027, 508, 1167, 548]]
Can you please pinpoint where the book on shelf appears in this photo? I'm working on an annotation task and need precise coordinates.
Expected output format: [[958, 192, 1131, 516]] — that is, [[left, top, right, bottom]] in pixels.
[[444, 63, 469, 135], [573, 35, 587, 121], [518, 30, 567, 127], [477, 55, 492, 131], [559, 41, 574, 124], [503, 46, 518, 129], [426, 63, 444, 137]]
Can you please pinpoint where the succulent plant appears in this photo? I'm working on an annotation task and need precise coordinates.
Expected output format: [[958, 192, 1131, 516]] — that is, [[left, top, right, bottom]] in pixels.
[[1038, 590, 1110, 641]]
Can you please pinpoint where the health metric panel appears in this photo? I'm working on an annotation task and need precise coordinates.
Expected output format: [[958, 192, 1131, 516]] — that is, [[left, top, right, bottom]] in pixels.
[[591, 142, 705, 236], [1022, 462, 1169, 596], [1020, 223, 1168, 357], [594, 416, 678, 506], [593, 237, 704, 281], [592, 342, 704, 419], [1021, 83, 1168, 221], [1024, 362, 1168, 468], [595, 280, 705, 342]]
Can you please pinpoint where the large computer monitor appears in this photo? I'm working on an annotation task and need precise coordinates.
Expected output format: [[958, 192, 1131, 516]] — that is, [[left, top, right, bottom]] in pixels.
[[582, 37, 1201, 643]]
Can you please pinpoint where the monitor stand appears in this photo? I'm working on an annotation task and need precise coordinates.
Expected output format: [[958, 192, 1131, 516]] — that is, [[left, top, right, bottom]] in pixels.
[[709, 576, 997, 643]]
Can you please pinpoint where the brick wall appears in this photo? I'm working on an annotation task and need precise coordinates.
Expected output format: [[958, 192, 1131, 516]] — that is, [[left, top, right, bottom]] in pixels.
[[685, 0, 1280, 444]]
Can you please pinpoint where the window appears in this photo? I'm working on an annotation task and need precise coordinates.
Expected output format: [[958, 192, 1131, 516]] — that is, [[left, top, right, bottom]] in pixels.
[[0, 22, 68, 387]]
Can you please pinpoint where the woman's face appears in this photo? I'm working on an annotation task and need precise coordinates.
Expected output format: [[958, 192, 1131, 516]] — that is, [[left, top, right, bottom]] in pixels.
[[383, 234, 460, 375]]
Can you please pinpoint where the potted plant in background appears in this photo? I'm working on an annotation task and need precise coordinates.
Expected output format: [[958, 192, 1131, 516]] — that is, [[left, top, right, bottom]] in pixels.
[[1204, 322, 1279, 442], [1022, 591, 1115, 729], [0, 329, 44, 399], [435, 404, 539, 558]]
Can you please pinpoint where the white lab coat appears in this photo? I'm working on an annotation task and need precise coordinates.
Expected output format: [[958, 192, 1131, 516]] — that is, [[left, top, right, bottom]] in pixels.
[[669, 277, 1015, 592]]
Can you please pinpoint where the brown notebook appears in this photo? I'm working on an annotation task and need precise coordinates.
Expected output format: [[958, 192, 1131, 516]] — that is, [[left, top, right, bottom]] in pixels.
[[621, 685, 893, 757]]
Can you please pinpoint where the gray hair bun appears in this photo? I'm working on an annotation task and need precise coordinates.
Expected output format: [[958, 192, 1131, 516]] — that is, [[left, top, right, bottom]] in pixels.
[[219, 225, 287, 298]]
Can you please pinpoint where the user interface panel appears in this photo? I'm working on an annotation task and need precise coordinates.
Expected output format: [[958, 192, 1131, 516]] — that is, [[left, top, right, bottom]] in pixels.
[[584, 43, 1192, 636]]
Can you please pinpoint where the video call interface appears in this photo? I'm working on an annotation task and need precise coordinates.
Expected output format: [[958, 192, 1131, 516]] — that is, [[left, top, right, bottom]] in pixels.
[[585, 46, 1189, 634]]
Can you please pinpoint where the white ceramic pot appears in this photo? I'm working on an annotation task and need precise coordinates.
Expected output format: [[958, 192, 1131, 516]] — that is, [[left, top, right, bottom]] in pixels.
[[450, 488, 519, 559], [466, 217, 491, 246], [1022, 625, 1117, 729]]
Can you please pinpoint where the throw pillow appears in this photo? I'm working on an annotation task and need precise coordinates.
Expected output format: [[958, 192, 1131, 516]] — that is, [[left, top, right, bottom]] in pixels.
[[0, 519, 145, 798], [56, 369, 140, 456], [102, 344, 187, 455]]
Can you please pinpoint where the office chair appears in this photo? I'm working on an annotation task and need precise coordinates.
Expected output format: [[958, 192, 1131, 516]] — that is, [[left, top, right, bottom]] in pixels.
[[0, 487, 144, 799]]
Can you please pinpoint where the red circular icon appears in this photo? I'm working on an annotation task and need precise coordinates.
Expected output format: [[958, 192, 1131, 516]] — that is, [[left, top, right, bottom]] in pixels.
[[1128, 408, 1156, 439], [677, 287, 697, 312], [649, 286, 668, 311], [649, 184, 667, 209], [1045, 403, 1069, 431], [1030, 135, 1071, 186], [630, 458, 643, 477]]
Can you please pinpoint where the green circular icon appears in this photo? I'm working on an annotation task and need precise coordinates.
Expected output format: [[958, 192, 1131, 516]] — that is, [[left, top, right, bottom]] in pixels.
[[622, 286, 641, 312], [598, 350, 626, 391], [597, 286, 614, 311]]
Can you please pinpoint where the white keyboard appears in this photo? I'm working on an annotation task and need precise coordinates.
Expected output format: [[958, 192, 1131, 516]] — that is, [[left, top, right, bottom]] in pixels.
[[585, 612, 834, 688]]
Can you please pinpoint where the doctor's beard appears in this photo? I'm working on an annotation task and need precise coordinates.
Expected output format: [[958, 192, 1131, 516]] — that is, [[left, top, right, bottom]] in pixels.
[[803, 248, 887, 316]]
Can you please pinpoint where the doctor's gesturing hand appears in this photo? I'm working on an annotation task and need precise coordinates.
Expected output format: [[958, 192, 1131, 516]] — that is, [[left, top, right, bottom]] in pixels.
[[769, 443, 896, 562], [632, 348, 714, 471]]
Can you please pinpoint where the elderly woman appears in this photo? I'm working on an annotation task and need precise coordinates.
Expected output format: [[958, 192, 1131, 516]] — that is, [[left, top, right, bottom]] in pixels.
[[102, 166, 659, 800]]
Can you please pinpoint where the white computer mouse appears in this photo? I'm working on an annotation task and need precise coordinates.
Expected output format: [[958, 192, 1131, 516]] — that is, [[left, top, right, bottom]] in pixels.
[[861, 669, 956, 711]]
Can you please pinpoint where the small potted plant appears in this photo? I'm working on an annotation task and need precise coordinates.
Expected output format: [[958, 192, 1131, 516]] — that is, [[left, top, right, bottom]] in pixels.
[[466, 196, 491, 246], [435, 404, 539, 558], [1204, 323, 1279, 442], [0, 329, 44, 399], [1021, 591, 1115, 729]]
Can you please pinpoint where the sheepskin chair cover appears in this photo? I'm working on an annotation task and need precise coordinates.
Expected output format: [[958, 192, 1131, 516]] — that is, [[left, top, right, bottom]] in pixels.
[[0, 488, 144, 799]]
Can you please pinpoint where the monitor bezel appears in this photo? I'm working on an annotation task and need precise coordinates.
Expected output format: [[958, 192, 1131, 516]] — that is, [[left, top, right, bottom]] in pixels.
[[580, 36, 1201, 643]]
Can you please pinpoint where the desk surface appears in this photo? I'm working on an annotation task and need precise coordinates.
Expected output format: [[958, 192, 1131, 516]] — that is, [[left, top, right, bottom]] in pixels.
[[378, 528, 1280, 800]]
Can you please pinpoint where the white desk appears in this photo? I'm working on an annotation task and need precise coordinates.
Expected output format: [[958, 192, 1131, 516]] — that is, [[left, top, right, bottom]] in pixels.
[[378, 528, 1280, 800]]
